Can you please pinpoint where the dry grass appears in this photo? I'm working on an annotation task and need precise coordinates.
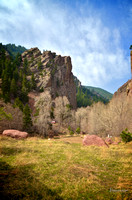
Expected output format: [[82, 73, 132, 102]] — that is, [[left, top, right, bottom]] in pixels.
[[57, 135, 83, 144], [0, 135, 132, 200]]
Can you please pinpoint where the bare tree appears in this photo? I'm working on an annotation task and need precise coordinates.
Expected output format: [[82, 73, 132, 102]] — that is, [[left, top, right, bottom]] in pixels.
[[89, 94, 132, 136], [33, 91, 52, 136], [54, 96, 73, 129], [0, 102, 23, 133]]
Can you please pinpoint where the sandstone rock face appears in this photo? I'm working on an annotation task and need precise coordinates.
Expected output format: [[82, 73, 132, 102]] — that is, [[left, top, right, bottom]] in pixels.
[[21, 48, 76, 109], [83, 135, 108, 147], [2, 130, 28, 139], [74, 75, 81, 88], [114, 79, 132, 98]]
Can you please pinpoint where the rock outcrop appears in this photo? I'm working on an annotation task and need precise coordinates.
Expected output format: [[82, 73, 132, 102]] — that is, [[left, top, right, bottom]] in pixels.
[[74, 75, 81, 88], [2, 130, 28, 139], [83, 135, 108, 147], [21, 48, 76, 109], [114, 79, 132, 98]]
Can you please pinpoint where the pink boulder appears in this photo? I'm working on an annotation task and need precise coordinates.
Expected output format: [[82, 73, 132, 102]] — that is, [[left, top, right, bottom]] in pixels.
[[83, 135, 108, 147], [2, 130, 28, 139]]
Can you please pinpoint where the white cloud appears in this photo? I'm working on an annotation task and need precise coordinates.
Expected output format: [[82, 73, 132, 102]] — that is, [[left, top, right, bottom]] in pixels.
[[0, 0, 130, 92]]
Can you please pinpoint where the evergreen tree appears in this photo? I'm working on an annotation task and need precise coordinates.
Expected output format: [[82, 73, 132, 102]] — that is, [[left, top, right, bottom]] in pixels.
[[31, 73, 36, 89], [37, 58, 42, 70], [0, 107, 12, 121], [22, 75, 28, 91], [10, 78, 17, 98], [0, 47, 6, 77], [20, 86, 28, 103], [14, 52, 22, 66], [19, 75, 29, 103], [4, 59, 12, 79], [19, 69, 23, 82], [1, 71, 10, 101], [23, 104, 32, 131], [23, 58, 28, 73], [13, 67, 19, 81], [14, 97, 24, 111]]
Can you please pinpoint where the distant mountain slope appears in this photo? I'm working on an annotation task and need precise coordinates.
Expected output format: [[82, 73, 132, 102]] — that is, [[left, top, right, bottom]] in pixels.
[[73, 76, 111, 107], [4, 43, 27, 58], [76, 86, 110, 108], [84, 86, 113, 100]]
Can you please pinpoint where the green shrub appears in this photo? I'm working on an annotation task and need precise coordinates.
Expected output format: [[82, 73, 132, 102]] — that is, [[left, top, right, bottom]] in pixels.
[[56, 79, 60, 87], [66, 104, 72, 110], [120, 129, 132, 143], [34, 108, 40, 117], [76, 127, 80, 134], [50, 111, 54, 119], [0, 107, 12, 121], [56, 92, 59, 97], [38, 59, 42, 70], [68, 126, 71, 131], [70, 130, 74, 136], [68, 126, 74, 135], [39, 87, 44, 93]]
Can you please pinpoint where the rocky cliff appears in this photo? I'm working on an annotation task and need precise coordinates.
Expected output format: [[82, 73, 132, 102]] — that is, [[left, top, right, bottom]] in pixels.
[[114, 79, 132, 98], [21, 47, 77, 109]]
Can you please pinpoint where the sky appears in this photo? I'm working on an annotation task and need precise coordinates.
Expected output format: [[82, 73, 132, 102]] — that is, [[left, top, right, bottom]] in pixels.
[[0, 0, 132, 93]]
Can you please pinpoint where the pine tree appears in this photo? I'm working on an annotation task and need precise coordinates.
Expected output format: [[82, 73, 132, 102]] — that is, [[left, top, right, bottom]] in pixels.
[[14, 53, 22, 66], [23, 104, 32, 131], [23, 58, 28, 73], [14, 97, 24, 111], [31, 73, 36, 89], [22, 75, 31, 92], [1, 70, 10, 102], [13, 67, 19, 81], [37, 58, 42, 70], [10, 78, 17, 98], [20, 86, 28, 103], [0, 107, 12, 121], [19, 69, 23, 82]]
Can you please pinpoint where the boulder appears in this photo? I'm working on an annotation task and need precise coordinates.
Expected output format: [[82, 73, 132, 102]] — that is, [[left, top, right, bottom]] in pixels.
[[2, 130, 28, 139], [83, 135, 108, 147]]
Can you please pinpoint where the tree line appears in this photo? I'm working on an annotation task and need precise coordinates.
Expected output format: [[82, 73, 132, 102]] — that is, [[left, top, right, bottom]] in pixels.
[[0, 43, 34, 131]]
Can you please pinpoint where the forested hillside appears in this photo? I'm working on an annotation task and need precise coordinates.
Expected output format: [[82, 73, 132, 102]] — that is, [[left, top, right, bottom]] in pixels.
[[0, 43, 30, 104], [0, 43, 32, 132], [76, 86, 109, 107], [4, 43, 27, 58], [85, 86, 113, 100], [73, 76, 110, 107]]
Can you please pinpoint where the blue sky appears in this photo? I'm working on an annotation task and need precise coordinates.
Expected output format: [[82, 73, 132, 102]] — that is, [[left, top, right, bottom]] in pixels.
[[0, 0, 132, 93]]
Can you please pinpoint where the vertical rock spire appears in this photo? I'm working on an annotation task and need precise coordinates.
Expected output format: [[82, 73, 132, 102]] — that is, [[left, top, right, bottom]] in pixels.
[[130, 50, 132, 79]]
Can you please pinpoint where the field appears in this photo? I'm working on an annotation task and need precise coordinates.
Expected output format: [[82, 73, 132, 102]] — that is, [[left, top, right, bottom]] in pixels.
[[0, 135, 132, 200]]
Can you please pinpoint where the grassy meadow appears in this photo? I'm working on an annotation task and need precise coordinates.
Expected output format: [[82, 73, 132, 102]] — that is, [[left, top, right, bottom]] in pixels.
[[0, 135, 132, 200]]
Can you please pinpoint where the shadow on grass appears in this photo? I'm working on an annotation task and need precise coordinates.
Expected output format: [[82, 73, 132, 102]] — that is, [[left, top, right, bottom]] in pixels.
[[0, 160, 63, 200], [1, 147, 23, 156]]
